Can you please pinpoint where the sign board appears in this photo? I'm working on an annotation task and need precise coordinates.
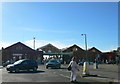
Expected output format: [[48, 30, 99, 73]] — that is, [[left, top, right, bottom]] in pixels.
[[12, 54, 23, 56]]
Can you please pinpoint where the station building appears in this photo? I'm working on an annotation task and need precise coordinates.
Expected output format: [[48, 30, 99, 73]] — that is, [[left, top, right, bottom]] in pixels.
[[62, 44, 85, 64], [1, 42, 43, 64], [1, 42, 118, 64], [37, 44, 118, 64]]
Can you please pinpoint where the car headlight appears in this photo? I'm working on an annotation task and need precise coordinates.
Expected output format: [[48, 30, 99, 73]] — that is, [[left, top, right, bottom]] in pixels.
[[7, 65, 13, 68], [7, 65, 11, 68]]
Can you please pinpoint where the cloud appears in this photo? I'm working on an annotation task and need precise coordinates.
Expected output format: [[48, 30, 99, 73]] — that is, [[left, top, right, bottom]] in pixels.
[[0, 40, 117, 52], [0, 40, 76, 50], [24, 40, 70, 49], [19, 27, 44, 32], [101, 46, 117, 52], [0, 41, 14, 49], [19, 27, 73, 34]]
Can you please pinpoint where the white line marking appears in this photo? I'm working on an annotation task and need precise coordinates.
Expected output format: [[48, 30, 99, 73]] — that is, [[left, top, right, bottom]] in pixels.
[[59, 74, 70, 79]]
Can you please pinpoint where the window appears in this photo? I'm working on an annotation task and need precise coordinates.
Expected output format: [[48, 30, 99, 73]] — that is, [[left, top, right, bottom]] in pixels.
[[22, 61, 28, 65]]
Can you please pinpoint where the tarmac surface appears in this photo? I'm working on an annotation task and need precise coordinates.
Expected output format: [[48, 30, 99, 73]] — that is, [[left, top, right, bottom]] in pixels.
[[0, 64, 120, 83]]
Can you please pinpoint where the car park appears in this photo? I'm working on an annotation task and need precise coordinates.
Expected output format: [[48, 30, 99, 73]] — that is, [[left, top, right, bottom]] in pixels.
[[6, 59, 38, 72], [46, 59, 61, 69]]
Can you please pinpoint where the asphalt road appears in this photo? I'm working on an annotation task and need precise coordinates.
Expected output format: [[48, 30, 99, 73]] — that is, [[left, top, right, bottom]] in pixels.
[[0, 64, 119, 83]]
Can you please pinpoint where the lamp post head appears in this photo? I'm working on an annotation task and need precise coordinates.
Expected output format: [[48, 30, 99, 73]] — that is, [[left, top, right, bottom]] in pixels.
[[81, 34, 84, 36], [81, 34, 86, 36]]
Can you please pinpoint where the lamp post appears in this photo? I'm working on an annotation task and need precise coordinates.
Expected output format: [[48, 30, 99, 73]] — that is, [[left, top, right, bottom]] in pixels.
[[81, 34, 89, 76], [81, 34, 88, 61], [33, 37, 35, 50]]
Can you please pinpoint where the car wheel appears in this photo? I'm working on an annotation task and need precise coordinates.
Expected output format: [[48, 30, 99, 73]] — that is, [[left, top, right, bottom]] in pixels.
[[46, 66, 48, 69], [9, 70, 13, 73], [33, 67, 37, 72], [58, 66, 61, 69], [15, 68, 19, 72]]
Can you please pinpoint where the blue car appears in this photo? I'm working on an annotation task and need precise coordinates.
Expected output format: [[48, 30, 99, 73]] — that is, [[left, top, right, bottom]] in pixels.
[[46, 59, 61, 69], [78, 61, 84, 66]]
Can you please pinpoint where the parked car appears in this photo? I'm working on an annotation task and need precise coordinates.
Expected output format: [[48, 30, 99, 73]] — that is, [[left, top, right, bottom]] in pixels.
[[2, 61, 12, 67], [56, 59, 63, 64], [6, 59, 38, 72], [78, 61, 84, 66], [107, 60, 115, 64], [78, 61, 93, 66], [88, 61, 94, 65], [46, 59, 61, 69]]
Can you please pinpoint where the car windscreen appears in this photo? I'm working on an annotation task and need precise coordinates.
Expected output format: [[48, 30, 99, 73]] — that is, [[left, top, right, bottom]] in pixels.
[[14, 60, 24, 65], [49, 60, 59, 63]]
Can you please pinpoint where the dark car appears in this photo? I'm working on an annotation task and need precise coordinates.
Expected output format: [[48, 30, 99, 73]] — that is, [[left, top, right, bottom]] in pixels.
[[2, 61, 12, 67], [107, 60, 115, 64], [46, 59, 61, 69], [88, 61, 94, 65], [6, 59, 38, 72], [78, 61, 84, 66]]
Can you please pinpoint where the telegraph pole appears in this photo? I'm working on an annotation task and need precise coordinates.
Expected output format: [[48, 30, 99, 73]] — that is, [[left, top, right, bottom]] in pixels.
[[81, 34, 88, 61], [81, 34, 89, 76], [33, 37, 35, 50]]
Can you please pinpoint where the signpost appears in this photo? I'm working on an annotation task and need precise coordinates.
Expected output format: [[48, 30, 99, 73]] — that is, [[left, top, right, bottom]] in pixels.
[[81, 34, 89, 76]]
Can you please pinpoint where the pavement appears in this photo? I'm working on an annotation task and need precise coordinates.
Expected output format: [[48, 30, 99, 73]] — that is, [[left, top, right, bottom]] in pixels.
[[0, 66, 2, 69]]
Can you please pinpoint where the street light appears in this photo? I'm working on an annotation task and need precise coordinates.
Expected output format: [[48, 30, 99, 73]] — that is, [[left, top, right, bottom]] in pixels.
[[33, 37, 35, 50], [81, 34, 88, 61], [81, 34, 89, 76]]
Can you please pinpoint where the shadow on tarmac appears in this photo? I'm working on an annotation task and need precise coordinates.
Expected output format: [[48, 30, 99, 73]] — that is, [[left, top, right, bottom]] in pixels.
[[8, 70, 45, 74], [46, 66, 67, 69], [1, 82, 118, 84], [69, 82, 116, 84], [82, 74, 110, 79]]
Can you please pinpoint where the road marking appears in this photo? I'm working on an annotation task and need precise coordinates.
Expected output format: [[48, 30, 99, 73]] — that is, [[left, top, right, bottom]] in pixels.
[[59, 74, 70, 79], [114, 79, 120, 82], [84, 76, 114, 82]]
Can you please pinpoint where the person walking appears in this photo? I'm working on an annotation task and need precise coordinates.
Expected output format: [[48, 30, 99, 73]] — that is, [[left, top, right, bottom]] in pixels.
[[116, 55, 119, 65], [68, 57, 79, 82]]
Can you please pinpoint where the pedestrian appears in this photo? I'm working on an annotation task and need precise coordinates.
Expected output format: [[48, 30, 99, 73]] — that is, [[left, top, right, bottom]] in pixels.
[[68, 57, 79, 82], [116, 56, 119, 65]]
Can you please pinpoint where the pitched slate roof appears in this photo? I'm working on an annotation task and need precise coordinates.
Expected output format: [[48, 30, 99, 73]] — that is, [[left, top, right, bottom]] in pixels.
[[62, 44, 84, 52], [3, 42, 35, 51], [37, 43, 60, 53], [88, 47, 102, 53]]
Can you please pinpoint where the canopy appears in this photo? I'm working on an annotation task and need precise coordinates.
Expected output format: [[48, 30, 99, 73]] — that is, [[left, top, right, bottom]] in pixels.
[[43, 52, 73, 55]]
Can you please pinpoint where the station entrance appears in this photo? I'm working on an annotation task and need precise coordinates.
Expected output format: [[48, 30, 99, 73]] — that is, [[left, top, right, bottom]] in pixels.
[[43, 52, 73, 64]]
